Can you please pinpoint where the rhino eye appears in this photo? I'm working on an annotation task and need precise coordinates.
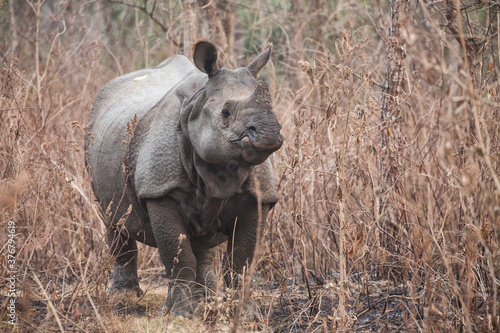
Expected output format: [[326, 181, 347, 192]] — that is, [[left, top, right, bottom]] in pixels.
[[222, 109, 231, 118]]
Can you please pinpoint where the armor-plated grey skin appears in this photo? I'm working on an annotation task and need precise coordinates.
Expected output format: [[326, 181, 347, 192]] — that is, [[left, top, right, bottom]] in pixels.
[[85, 41, 283, 316]]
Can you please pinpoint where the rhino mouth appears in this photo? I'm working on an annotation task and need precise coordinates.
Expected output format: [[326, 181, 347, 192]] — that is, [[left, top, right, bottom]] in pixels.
[[240, 134, 283, 165], [247, 135, 284, 151]]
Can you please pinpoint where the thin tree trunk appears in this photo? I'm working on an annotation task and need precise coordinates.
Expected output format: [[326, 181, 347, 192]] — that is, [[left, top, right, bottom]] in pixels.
[[197, 0, 236, 67], [9, 0, 19, 53], [183, 0, 197, 57], [25, 0, 46, 117], [287, 0, 305, 92], [379, 0, 408, 246], [217, 0, 236, 66]]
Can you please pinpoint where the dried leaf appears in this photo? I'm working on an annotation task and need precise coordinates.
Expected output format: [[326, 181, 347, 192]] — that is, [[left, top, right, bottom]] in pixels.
[[348, 230, 364, 258], [335, 41, 342, 59], [480, 219, 490, 242], [326, 101, 335, 120]]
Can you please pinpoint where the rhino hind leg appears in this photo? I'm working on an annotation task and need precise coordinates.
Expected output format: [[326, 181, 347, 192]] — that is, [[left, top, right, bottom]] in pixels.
[[107, 227, 143, 296]]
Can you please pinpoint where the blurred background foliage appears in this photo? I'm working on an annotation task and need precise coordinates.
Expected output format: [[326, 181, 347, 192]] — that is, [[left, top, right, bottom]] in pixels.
[[1, 0, 499, 331]]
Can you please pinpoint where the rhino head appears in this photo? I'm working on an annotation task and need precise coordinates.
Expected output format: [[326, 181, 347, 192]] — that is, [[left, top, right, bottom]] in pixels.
[[180, 41, 283, 170]]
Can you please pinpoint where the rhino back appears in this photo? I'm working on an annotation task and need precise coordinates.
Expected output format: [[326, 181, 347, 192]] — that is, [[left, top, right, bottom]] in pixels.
[[85, 55, 195, 217], [127, 69, 208, 201]]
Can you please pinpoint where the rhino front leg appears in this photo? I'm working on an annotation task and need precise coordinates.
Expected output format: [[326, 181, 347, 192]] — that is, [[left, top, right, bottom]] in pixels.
[[145, 197, 199, 316], [107, 227, 142, 296], [193, 248, 216, 297], [223, 195, 271, 288]]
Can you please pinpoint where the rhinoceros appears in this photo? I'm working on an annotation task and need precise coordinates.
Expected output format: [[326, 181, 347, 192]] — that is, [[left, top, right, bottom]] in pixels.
[[85, 40, 283, 315]]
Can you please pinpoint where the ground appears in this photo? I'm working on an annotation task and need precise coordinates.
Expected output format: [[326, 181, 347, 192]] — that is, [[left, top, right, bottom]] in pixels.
[[5, 268, 482, 332]]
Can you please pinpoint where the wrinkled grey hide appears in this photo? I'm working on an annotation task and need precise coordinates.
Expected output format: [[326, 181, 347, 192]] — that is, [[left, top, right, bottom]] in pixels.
[[85, 41, 283, 316]]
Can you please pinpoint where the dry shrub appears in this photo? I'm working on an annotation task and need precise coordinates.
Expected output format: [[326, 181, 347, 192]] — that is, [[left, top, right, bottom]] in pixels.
[[0, 1, 498, 332], [267, 2, 499, 331]]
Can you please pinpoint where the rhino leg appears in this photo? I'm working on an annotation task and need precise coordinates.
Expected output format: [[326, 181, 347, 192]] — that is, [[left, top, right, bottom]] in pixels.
[[193, 248, 217, 298], [107, 227, 142, 296], [222, 195, 271, 288], [146, 197, 199, 316]]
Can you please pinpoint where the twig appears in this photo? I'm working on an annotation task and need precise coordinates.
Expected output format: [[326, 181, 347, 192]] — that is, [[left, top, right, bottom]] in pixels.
[[32, 273, 66, 333]]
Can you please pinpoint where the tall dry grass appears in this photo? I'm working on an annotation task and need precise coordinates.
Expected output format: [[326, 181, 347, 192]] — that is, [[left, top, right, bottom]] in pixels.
[[1, 0, 499, 332]]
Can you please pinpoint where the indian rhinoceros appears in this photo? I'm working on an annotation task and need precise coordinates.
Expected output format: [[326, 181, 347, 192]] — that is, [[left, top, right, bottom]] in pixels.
[[85, 40, 283, 315]]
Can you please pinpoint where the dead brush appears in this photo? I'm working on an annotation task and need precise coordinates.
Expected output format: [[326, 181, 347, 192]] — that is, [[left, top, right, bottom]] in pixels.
[[1, 0, 499, 332]]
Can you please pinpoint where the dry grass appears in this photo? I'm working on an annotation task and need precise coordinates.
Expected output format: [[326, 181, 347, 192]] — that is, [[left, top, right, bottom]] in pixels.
[[1, 0, 499, 332]]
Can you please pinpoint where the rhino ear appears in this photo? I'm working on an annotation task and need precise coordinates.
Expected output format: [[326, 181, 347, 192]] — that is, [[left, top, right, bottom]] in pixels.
[[247, 43, 273, 78], [192, 40, 219, 78]]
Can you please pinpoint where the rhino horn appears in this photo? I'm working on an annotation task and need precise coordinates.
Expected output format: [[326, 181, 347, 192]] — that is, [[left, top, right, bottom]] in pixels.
[[247, 43, 273, 78], [192, 40, 219, 78]]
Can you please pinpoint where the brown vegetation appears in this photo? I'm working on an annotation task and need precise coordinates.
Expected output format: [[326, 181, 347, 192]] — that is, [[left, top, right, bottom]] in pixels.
[[1, 0, 499, 331]]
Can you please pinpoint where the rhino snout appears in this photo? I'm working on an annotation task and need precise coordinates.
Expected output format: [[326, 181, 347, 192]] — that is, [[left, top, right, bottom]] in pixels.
[[244, 123, 283, 152], [240, 125, 283, 165]]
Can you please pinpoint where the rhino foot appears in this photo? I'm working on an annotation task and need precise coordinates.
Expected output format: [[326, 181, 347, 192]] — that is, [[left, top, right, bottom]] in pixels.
[[159, 281, 202, 317], [109, 268, 144, 297], [109, 279, 143, 297], [223, 291, 262, 321]]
